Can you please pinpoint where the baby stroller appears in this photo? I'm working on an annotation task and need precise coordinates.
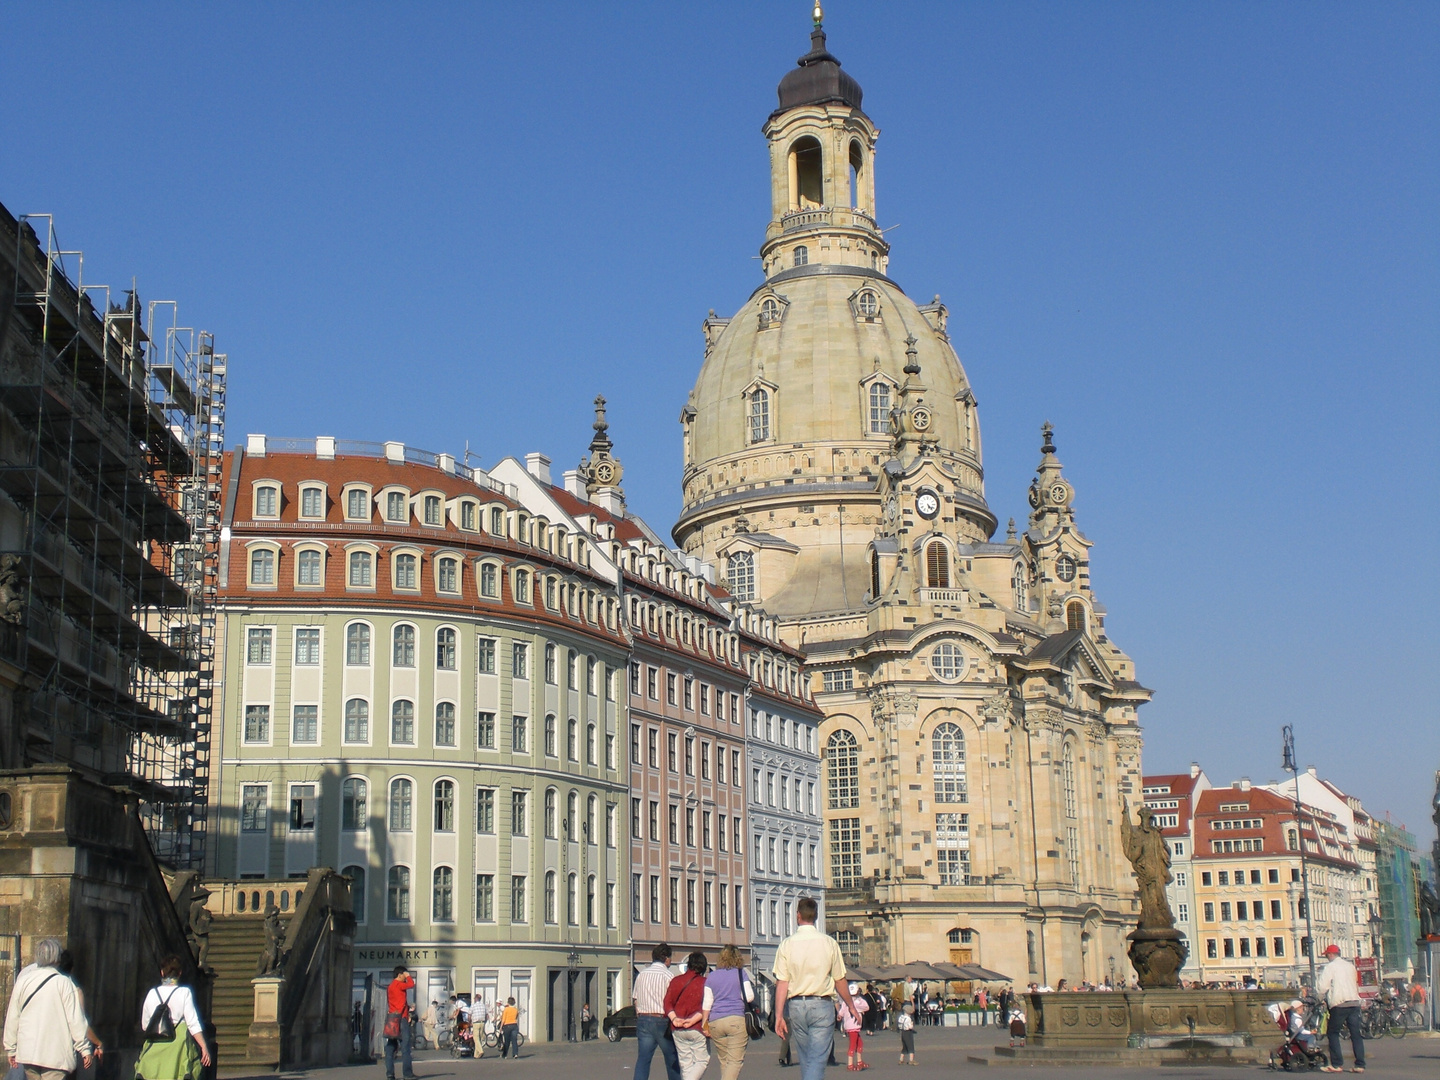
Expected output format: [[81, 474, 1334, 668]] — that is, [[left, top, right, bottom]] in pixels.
[[1267, 1000, 1328, 1071]]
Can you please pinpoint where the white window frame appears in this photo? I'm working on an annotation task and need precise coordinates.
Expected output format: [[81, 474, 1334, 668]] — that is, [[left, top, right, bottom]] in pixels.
[[298, 482, 328, 520]]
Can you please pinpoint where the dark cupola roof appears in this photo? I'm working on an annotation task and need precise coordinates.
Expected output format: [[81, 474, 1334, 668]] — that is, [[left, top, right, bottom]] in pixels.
[[775, 22, 864, 116]]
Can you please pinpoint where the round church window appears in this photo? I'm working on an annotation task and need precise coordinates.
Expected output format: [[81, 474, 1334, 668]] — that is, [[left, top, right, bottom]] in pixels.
[[929, 642, 965, 682]]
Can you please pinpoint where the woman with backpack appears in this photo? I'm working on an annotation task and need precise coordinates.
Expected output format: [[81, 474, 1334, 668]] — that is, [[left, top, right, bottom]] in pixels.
[[135, 956, 212, 1080], [701, 945, 756, 1080]]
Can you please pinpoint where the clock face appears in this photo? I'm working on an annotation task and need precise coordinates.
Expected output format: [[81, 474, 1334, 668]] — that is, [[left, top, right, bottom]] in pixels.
[[911, 407, 932, 432], [916, 490, 940, 519], [1050, 483, 1069, 506], [1056, 554, 1077, 582]]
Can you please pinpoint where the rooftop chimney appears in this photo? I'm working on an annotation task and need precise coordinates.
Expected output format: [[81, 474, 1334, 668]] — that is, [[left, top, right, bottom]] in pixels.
[[246, 433, 267, 456], [1239, 777, 1251, 792], [525, 453, 552, 485], [1190, 762, 1200, 779], [563, 469, 587, 499]]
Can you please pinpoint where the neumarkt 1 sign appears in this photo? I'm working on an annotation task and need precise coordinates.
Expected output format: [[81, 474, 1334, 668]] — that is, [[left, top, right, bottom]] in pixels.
[[355, 948, 445, 963]]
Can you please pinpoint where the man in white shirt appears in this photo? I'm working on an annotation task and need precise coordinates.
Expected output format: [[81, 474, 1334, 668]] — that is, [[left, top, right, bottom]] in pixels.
[[774, 898, 858, 1080], [632, 944, 681, 1080], [3, 938, 93, 1080], [1316, 944, 1365, 1072]]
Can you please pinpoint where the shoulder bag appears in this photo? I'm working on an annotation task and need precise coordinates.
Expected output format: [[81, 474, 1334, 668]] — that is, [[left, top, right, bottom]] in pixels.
[[741, 970, 764, 1040]]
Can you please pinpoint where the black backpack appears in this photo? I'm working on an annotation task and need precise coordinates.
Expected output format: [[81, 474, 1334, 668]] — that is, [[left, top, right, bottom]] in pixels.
[[144, 988, 178, 1041]]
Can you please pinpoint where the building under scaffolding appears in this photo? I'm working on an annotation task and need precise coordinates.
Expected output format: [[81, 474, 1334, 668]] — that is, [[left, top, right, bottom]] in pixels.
[[0, 202, 225, 868]]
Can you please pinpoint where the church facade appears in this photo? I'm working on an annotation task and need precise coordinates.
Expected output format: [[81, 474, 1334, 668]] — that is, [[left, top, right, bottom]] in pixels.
[[673, 13, 1151, 987]]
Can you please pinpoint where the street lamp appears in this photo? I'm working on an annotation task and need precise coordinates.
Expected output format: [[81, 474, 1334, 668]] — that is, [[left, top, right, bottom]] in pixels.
[[1108, 955, 1116, 988], [1369, 909, 1383, 972], [1282, 725, 1318, 988]]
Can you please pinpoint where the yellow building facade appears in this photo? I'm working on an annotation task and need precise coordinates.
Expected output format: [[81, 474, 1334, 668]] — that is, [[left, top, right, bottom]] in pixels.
[[673, 14, 1151, 986]]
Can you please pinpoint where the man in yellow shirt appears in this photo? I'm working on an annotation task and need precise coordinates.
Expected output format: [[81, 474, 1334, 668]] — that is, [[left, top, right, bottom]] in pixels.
[[774, 898, 858, 1080]]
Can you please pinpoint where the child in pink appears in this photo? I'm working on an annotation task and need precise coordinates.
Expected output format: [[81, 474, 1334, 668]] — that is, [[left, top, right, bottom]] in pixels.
[[839, 983, 870, 1071]]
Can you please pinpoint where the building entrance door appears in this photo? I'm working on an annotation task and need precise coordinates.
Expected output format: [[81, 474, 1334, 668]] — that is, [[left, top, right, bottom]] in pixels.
[[949, 948, 974, 997]]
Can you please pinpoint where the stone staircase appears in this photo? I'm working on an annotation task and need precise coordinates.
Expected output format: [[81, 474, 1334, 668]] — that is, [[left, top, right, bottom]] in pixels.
[[206, 915, 286, 1066]]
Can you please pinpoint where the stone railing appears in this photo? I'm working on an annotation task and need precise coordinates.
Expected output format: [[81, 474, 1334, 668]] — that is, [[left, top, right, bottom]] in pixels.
[[206, 879, 309, 917]]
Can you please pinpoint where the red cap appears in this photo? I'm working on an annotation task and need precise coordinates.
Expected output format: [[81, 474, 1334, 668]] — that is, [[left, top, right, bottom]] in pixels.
[[1324, 945, 1341, 956]]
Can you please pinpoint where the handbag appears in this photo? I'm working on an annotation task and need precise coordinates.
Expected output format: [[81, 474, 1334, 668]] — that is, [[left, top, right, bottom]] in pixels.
[[383, 1013, 403, 1040], [741, 971, 764, 1040]]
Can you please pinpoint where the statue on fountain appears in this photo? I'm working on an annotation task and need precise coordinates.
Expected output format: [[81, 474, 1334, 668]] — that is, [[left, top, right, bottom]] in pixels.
[[1120, 797, 1188, 988]]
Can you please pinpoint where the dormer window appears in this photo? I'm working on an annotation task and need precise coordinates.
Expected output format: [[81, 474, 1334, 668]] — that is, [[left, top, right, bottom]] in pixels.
[[748, 389, 771, 443], [299, 485, 325, 519], [1067, 600, 1087, 633], [385, 491, 408, 523], [793, 246, 808, 267], [727, 552, 755, 602], [459, 501, 478, 531], [926, 541, 950, 589], [489, 506, 505, 535], [422, 495, 443, 526], [253, 484, 279, 519], [868, 382, 891, 434], [345, 487, 371, 521], [855, 290, 879, 318]]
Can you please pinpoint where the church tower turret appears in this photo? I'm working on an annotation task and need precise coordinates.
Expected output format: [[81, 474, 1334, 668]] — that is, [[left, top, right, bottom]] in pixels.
[[579, 395, 626, 515]]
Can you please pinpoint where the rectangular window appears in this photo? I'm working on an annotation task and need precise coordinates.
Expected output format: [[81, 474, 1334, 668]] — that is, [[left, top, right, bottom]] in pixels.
[[700, 684, 710, 714], [476, 875, 494, 922], [477, 638, 497, 675], [291, 705, 318, 744], [1273, 937, 1285, 957], [716, 747, 726, 785], [512, 716, 528, 753], [683, 677, 693, 710], [684, 736, 695, 776], [649, 875, 661, 924], [297, 549, 323, 585], [1220, 902, 1232, 920], [247, 627, 273, 664], [241, 785, 268, 831], [632, 873, 642, 923], [1235, 900, 1247, 920], [669, 877, 680, 924], [732, 749, 742, 784], [1177, 902, 1189, 923], [666, 673, 677, 705], [685, 807, 696, 847], [647, 667, 658, 699], [718, 814, 728, 852], [347, 489, 369, 519], [510, 876, 526, 923], [649, 800, 659, 841], [1256, 936, 1267, 957], [668, 803, 679, 845], [630, 662, 641, 695], [477, 711, 495, 749], [733, 817, 742, 853], [386, 491, 407, 522], [289, 784, 317, 831], [719, 883, 729, 928], [1201, 871, 1213, 886], [512, 642, 529, 679], [461, 502, 477, 530], [1271, 899, 1282, 920], [668, 733, 678, 772], [1206, 939, 1218, 959], [830, 817, 862, 888], [702, 811, 712, 850], [648, 728, 659, 768], [300, 487, 324, 518], [1239, 937, 1251, 958], [703, 880, 713, 927], [511, 791, 528, 836], [822, 668, 854, 692], [244, 705, 270, 743], [735, 884, 744, 929], [423, 494, 443, 525], [1204, 902, 1215, 922], [348, 550, 373, 587], [605, 733, 616, 770], [1223, 938, 1235, 958], [631, 797, 642, 839], [255, 485, 278, 517], [686, 878, 697, 925], [752, 768, 762, 803], [476, 788, 495, 833], [1268, 868, 1280, 884], [631, 723, 642, 764], [294, 627, 321, 664], [1218, 871, 1229, 886]]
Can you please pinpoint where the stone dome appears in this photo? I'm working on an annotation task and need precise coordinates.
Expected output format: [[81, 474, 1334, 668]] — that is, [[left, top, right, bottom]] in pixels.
[[686, 267, 978, 473], [775, 27, 864, 116]]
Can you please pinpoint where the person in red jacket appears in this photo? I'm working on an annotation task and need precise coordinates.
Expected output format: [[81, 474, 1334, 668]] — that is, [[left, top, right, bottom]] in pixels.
[[385, 966, 417, 1080], [664, 953, 709, 1080]]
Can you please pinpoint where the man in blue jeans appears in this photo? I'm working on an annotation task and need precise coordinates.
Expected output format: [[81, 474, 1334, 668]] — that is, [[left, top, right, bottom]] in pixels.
[[632, 944, 681, 1080], [1316, 944, 1365, 1073], [774, 898, 859, 1080]]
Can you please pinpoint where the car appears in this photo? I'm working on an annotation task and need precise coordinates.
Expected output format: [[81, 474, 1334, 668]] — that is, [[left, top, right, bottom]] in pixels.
[[603, 1005, 637, 1042]]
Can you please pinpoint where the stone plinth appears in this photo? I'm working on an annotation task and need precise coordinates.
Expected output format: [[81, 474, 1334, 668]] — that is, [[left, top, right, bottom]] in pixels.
[[248, 976, 284, 1065], [1028, 988, 1277, 1050]]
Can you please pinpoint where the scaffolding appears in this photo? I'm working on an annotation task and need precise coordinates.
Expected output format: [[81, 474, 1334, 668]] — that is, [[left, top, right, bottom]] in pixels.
[[0, 203, 225, 868]]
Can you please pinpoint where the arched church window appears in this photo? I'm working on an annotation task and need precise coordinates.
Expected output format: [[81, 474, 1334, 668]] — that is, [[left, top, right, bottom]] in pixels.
[[856, 290, 879, 318], [748, 389, 770, 443], [1062, 743, 1078, 819], [870, 551, 881, 600], [727, 552, 755, 602], [932, 722, 967, 804], [826, 729, 859, 809], [925, 541, 949, 588], [1066, 600, 1086, 633], [760, 297, 780, 327], [1013, 562, 1028, 612], [793, 246, 808, 267]]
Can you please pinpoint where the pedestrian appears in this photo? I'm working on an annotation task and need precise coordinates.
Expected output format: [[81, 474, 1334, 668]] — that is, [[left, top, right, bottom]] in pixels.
[[580, 1002, 593, 1041], [770, 995, 790, 1067], [499, 998, 520, 1060], [666, 952, 709, 1080], [3, 938, 94, 1080], [421, 999, 439, 1047], [773, 897, 860, 1080], [135, 955, 213, 1080], [1316, 945, 1365, 1074], [837, 983, 868, 1070], [633, 944, 681, 1080], [896, 1004, 916, 1066], [472, 996, 488, 1058], [700, 945, 754, 1080], [383, 965, 417, 1080]]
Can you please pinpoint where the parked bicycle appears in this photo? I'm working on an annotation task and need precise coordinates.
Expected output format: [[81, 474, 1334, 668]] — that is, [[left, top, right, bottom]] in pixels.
[[1361, 997, 1422, 1039]]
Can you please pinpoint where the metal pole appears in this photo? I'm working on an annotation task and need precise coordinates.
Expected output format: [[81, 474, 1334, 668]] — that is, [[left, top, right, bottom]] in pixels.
[[1282, 725, 1318, 988]]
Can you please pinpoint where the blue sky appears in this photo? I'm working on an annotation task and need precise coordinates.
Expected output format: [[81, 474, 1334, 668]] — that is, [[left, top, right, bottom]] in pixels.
[[3, 2, 1436, 841]]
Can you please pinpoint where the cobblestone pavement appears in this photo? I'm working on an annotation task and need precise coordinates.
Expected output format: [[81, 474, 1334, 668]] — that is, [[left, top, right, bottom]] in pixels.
[[226, 1024, 1440, 1080]]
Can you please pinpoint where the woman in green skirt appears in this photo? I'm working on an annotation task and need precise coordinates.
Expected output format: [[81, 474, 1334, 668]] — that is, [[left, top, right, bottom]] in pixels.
[[135, 956, 213, 1080]]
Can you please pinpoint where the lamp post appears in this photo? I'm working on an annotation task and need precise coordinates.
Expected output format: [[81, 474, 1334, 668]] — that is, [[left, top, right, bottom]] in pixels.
[[1282, 725, 1318, 988], [1107, 955, 1116, 988], [1369, 909, 1383, 971]]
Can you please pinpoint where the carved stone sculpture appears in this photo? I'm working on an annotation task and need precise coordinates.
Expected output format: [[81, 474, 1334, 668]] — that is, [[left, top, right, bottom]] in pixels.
[[0, 554, 24, 624], [188, 891, 213, 970], [1120, 797, 1188, 987], [256, 905, 285, 976], [1419, 881, 1440, 941]]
